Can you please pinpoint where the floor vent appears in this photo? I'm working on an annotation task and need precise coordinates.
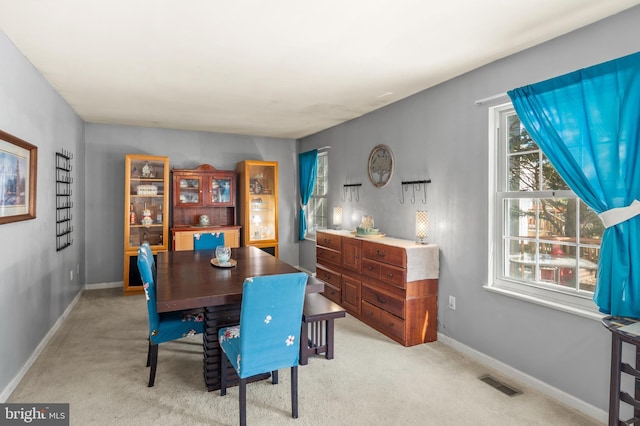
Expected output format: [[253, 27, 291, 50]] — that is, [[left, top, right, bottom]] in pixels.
[[479, 374, 522, 397]]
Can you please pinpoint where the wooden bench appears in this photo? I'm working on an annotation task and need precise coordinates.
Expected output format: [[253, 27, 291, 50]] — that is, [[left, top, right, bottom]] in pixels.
[[300, 292, 346, 365]]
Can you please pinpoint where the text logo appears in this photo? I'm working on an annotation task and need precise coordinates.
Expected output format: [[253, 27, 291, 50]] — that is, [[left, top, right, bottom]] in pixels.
[[1, 404, 68, 425]]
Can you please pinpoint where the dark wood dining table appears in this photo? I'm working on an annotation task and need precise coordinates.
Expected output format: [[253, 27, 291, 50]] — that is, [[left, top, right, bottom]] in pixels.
[[156, 245, 324, 391]]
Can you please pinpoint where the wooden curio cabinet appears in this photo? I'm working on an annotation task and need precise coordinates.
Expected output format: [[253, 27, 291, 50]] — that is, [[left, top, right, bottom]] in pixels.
[[171, 164, 240, 250], [236, 160, 278, 257], [123, 154, 170, 295]]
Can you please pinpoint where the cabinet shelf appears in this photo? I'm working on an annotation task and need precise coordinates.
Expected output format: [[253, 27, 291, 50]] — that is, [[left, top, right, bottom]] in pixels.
[[130, 177, 164, 182]]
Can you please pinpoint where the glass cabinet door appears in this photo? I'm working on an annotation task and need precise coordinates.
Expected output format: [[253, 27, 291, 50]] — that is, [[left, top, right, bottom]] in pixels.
[[125, 156, 169, 251], [209, 175, 233, 205], [247, 163, 276, 243], [176, 176, 202, 206]]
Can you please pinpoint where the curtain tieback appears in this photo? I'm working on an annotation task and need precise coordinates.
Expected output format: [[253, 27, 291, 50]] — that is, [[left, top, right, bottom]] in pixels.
[[598, 199, 640, 228]]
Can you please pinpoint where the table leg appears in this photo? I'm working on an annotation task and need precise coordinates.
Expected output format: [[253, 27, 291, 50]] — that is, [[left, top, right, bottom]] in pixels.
[[326, 319, 335, 360], [609, 333, 622, 426]]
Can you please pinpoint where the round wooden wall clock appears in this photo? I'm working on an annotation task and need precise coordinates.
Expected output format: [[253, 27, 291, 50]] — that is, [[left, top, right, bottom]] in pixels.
[[368, 144, 394, 188]]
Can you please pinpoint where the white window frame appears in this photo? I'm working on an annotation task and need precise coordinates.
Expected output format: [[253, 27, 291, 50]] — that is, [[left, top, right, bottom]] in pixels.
[[304, 151, 328, 239], [487, 103, 603, 320]]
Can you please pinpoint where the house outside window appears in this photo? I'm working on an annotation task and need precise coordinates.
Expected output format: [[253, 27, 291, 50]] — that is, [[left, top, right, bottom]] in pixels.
[[305, 151, 328, 238], [488, 104, 603, 317]]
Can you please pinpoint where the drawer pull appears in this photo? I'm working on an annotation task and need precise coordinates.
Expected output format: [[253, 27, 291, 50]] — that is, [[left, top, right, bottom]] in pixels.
[[387, 273, 394, 278], [367, 266, 374, 271], [376, 249, 387, 257], [323, 273, 330, 279], [324, 238, 331, 244], [376, 295, 387, 304]]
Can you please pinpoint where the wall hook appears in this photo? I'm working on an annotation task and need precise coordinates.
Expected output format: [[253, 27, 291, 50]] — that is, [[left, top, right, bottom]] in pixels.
[[343, 183, 362, 202], [400, 179, 431, 204]]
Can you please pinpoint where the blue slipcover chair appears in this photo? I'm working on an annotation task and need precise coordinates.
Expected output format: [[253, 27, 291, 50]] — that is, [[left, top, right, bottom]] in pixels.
[[218, 272, 308, 425], [193, 232, 225, 250], [137, 246, 204, 387]]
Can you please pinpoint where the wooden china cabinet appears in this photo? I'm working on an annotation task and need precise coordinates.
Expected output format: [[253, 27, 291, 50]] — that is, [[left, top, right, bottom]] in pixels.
[[236, 160, 279, 257], [170, 164, 240, 250], [123, 154, 170, 295]]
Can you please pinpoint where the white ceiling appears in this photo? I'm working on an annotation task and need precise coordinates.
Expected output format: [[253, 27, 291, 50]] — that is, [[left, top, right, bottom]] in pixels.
[[0, 1, 638, 139]]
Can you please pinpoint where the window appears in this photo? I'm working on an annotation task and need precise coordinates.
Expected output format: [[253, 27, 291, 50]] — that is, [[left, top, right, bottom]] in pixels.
[[488, 104, 603, 316], [305, 151, 328, 238]]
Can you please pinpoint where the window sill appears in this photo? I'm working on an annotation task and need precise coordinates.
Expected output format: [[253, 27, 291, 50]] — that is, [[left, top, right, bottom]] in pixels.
[[483, 285, 604, 321]]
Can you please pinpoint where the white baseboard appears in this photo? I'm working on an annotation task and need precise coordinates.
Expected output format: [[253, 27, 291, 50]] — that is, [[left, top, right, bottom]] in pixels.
[[85, 281, 122, 290], [437, 332, 607, 424], [0, 290, 84, 402]]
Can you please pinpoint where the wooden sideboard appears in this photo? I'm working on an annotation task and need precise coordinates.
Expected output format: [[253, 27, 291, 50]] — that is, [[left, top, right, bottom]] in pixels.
[[315, 230, 439, 346]]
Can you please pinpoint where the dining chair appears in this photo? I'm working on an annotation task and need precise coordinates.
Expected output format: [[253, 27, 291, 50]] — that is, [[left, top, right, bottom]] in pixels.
[[218, 272, 309, 425], [193, 232, 225, 250], [137, 246, 205, 387], [139, 241, 155, 282]]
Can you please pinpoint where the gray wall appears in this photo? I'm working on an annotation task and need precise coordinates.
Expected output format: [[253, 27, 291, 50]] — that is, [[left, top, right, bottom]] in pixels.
[[299, 6, 640, 415], [84, 124, 299, 285], [0, 32, 86, 396]]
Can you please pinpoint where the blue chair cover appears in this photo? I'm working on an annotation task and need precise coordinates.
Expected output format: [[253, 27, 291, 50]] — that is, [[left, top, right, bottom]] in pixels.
[[139, 242, 156, 282], [137, 246, 204, 346], [193, 232, 225, 250], [219, 272, 308, 379]]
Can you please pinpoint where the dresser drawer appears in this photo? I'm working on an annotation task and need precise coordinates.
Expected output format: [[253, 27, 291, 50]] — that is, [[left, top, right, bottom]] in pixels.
[[361, 301, 381, 326], [322, 283, 342, 305], [361, 285, 404, 319], [316, 265, 341, 288], [316, 231, 342, 251], [361, 259, 381, 280], [380, 264, 406, 288], [362, 241, 405, 268], [317, 246, 342, 267], [379, 310, 405, 342]]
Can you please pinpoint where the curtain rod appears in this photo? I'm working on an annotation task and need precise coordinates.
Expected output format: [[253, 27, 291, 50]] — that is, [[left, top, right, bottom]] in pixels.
[[474, 92, 508, 105]]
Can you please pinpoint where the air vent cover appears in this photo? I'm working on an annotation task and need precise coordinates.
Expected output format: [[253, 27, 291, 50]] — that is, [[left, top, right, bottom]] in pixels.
[[479, 374, 522, 397]]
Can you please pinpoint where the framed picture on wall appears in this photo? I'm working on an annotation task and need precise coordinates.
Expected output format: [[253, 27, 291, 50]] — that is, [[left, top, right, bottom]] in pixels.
[[0, 129, 37, 224]]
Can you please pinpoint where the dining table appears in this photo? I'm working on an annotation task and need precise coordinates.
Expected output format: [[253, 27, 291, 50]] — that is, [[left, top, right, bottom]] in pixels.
[[156, 245, 324, 391]]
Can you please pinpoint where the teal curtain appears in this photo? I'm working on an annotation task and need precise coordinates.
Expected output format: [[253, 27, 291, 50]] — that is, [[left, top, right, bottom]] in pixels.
[[298, 150, 318, 240], [507, 51, 640, 317]]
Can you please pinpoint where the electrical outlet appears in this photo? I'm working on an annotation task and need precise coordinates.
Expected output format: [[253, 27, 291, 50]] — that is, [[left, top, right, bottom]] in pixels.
[[70, 270, 74, 281], [448, 295, 456, 310]]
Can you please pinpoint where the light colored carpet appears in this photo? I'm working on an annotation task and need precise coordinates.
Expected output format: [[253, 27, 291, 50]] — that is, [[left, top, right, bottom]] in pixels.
[[7, 288, 601, 425]]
